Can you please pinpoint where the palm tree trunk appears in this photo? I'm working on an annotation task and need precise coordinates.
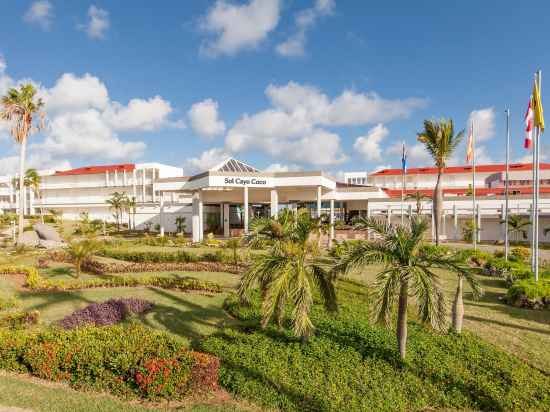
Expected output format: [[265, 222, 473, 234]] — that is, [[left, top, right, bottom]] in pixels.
[[397, 279, 409, 359], [452, 276, 464, 333], [433, 169, 443, 245], [37, 192, 44, 224], [17, 138, 27, 239]]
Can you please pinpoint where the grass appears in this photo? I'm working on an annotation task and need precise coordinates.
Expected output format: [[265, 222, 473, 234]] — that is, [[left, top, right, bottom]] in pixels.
[[344, 263, 550, 373]]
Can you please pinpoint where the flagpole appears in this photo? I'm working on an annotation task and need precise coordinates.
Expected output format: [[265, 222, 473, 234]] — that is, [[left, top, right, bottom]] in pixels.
[[504, 108, 510, 261], [534, 70, 542, 282], [472, 119, 477, 250], [401, 141, 405, 225]]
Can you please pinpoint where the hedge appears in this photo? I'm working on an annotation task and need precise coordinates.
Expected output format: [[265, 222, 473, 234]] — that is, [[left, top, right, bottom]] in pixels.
[[201, 281, 550, 412], [82, 258, 243, 275], [0, 324, 219, 400], [506, 279, 550, 309]]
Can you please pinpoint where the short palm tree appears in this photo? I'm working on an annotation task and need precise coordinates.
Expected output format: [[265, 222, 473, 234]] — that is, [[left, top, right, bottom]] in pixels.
[[24, 168, 43, 223], [66, 239, 101, 278], [417, 119, 464, 245], [504, 214, 530, 242], [405, 191, 431, 215], [239, 209, 337, 341], [127, 196, 137, 230], [175, 216, 186, 234], [245, 208, 296, 247], [335, 216, 477, 359], [106, 192, 127, 230], [0, 84, 45, 238]]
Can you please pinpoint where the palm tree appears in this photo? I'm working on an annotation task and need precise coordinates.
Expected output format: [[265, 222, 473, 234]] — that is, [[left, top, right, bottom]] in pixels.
[[126, 196, 137, 230], [175, 216, 186, 234], [239, 209, 337, 341], [417, 119, 464, 245], [106, 192, 127, 231], [504, 214, 530, 242], [65, 239, 101, 278], [335, 216, 475, 359], [405, 191, 431, 215], [0, 84, 45, 238], [24, 168, 43, 223]]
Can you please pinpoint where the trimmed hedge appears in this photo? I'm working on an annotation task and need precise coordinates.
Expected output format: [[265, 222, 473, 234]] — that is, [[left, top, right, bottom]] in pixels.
[[0, 324, 219, 400], [201, 281, 550, 412], [82, 258, 243, 275]]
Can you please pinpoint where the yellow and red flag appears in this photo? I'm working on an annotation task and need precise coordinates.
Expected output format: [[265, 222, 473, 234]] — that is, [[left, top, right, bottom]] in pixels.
[[466, 123, 474, 163], [532, 79, 545, 132]]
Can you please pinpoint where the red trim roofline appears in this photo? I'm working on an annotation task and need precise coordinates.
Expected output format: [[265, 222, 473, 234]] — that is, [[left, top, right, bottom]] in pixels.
[[54, 164, 135, 176], [371, 163, 550, 176], [383, 186, 550, 198]]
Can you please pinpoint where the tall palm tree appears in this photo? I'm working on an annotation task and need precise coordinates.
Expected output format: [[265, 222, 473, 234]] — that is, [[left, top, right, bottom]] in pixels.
[[417, 119, 464, 245], [335, 216, 475, 359], [0, 84, 45, 238], [405, 191, 431, 215], [504, 214, 530, 242], [239, 209, 337, 341], [24, 168, 43, 223]]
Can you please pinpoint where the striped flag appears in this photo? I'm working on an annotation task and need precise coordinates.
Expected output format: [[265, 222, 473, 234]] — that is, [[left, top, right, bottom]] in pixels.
[[401, 142, 407, 173], [524, 97, 534, 149], [466, 123, 474, 163], [532, 79, 545, 131]]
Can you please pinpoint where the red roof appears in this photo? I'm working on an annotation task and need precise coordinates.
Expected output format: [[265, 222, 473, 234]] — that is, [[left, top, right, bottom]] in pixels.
[[383, 186, 550, 198], [54, 164, 135, 176], [371, 163, 550, 176]]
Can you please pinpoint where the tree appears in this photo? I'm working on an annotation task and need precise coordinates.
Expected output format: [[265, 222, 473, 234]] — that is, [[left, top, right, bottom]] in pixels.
[[405, 191, 431, 215], [239, 209, 337, 341], [225, 237, 241, 265], [65, 239, 101, 278], [335, 216, 476, 359], [106, 192, 127, 230], [126, 196, 137, 230], [0, 84, 45, 238], [24, 168, 43, 223], [417, 119, 464, 245], [175, 216, 186, 234], [503, 214, 530, 242]]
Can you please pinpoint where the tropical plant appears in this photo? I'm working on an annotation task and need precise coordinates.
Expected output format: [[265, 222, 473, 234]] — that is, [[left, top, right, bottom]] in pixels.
[[504, 214, 530, 242], [175, 216, 186, 234], [224, 237, 241, 265], [462, 220, 477, 242], [48, 209, 63, 225], [106, 192, 127, 231], [0, 84, 45, 238], [405, 191, 431, 215], [126, 196, 137, 230], [335, 216, 478, 359], [239, 209, 337, 340], [24, 168, 43, 222], [417, 119, 464, 245], [65, 239, 101, 278]]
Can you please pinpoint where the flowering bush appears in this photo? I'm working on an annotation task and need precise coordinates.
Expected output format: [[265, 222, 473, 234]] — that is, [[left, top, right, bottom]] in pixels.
[[0, 310, 39, 329], [0, 265, 42, 288], [82, 258, 243, 275], [0, 324, 219, 400], [58, 298, 153, 329]]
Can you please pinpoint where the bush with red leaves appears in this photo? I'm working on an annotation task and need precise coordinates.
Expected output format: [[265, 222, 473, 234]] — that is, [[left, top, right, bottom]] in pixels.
[[58, 298, 153, 329]]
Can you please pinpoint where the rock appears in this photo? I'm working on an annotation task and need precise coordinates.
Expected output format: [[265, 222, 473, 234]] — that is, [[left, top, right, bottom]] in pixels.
[[33, 223, 63, 242], [17, 230, 40, 247], [38, 239, 65, 249]]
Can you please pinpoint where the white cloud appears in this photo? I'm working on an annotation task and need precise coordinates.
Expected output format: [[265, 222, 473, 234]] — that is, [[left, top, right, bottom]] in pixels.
[[188, 99, 226, 138], [449, 144, 494, 166], [468, 107, 495, 141], [23, 1, 54, 31], [372, 164, 391, 173], [276, 0, 335, 57], [264, 163, 302, 172], [200, 0, 281, 56], [0, 152, 71, 175], [353, 124, 389, 162], [104, 96, 174, 131], [0, 55, 6, 74], [284, 130, 347, 166], [184, 147, 231, 174], [79, 5, 110, 39], [42, 73, 109, 113]]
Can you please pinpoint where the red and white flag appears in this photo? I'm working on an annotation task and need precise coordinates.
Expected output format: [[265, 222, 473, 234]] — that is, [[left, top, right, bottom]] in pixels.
[[524, 97, 534, 149]]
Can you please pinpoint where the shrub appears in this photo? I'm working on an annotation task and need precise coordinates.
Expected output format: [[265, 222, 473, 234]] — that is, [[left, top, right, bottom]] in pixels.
[[202, 281, 550, 411], [454, 248, 491, 267], [506, 279, 550, 309], [493, 250, 504, 258], [0, 295, 19, 311], [99, 249, 198, 263], [511, 246, 530, 263], [0, 310, 39, 329], [58, 298, 154, 329], [0, 324, 219, 400], [0, 265, 43, 289]]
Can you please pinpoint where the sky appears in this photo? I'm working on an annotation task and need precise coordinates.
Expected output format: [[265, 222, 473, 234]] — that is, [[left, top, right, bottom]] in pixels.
[[1, 0, 550, 179]]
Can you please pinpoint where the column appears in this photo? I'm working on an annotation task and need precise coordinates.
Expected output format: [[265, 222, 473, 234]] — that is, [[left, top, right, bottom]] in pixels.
[[105, 171, 109, 187], [123, 170, 127, 186], [192, 191, 201, 243], [243, 186, 249, 234], [476, 204, 481, 243], [114, 170, 118, 186], [141, 169, 146, 202], [132, 170, 137, 199], [152, 169, 156, 203], [29, 190, 35, 215], [330, 199, 335, 241], [198, 191, 204, 240], [500, 203, 505, 239], [171, 192, 176, 204], [317, 186, 322, 218], [159, 197, 165, 237], [387, 205, 392, 224], [223, 203, 230, 238], [453, 205, 458, 240], [9, 176, 14, 207], [270, 189, 278, 217]]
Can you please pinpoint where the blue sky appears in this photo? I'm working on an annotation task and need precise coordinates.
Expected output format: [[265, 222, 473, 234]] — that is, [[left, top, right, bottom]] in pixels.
[[0, 0, 549, 178]]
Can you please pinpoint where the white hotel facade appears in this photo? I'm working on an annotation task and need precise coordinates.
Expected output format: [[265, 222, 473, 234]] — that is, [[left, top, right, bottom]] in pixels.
[[1, 158, 550, 243]]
